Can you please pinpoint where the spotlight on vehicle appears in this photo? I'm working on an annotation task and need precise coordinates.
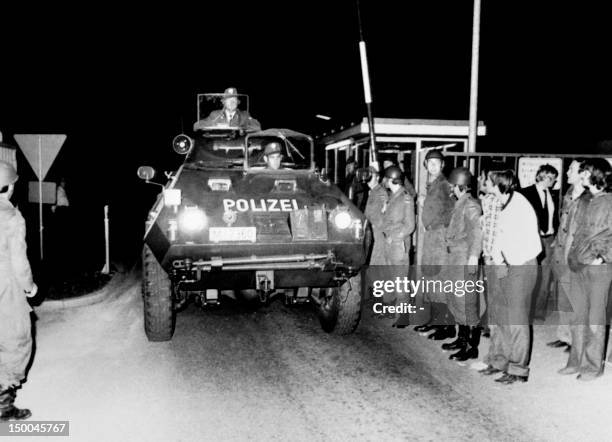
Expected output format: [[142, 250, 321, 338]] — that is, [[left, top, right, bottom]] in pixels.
[[173, 134, 193, 155]]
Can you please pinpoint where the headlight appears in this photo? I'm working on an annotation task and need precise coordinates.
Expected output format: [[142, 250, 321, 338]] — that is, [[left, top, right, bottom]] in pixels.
[[333, 211, 353, 229], [178, 207, 207, 232]]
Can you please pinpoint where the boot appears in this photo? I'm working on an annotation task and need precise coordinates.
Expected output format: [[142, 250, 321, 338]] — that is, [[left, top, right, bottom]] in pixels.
[[428, 325, 457, 341], [414, 323, 435, 333], [0, 388, 31, 422], [450, 326, 481, 361], [442, 325, 469, 351]]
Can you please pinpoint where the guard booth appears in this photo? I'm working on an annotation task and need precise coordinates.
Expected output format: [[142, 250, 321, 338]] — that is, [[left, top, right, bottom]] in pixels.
[[0, 138, 18, 169], [316, 118, 486, 263]]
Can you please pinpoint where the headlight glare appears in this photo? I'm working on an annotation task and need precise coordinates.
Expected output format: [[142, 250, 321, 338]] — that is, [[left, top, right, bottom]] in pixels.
[[333, 211, 353, 229], [178, 207, 207, 232]]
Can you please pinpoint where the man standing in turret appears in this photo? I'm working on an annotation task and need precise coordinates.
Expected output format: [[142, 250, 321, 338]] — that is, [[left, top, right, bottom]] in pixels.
[[194, 87, 261, 132]]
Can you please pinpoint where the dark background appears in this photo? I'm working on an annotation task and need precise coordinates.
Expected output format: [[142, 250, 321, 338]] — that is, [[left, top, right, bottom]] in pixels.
[[1, 0, 610, 270]]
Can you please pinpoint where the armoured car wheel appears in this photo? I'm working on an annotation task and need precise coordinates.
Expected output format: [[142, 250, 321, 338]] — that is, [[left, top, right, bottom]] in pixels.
[[142, 245, 175, 341], [317, 274, 362, 335]]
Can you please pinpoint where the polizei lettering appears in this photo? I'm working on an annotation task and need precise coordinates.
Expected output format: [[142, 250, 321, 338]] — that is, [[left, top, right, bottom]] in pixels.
[[223, 199, 300, 213]]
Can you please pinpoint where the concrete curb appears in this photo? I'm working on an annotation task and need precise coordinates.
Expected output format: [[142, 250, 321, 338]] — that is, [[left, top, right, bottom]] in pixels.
[[34, 271, 135, 312]]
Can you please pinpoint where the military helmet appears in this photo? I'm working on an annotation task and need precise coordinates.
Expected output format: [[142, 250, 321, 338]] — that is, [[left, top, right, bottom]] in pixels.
[[263, 141, 282, 156], [424, 149, 444, 162], [384, 166, 403, 184], [449, 167, 472, 187], [0, 161, 18, 187]]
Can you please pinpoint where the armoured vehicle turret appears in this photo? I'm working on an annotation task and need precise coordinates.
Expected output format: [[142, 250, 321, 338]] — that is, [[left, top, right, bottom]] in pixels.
[[138, 93, 369, 341]]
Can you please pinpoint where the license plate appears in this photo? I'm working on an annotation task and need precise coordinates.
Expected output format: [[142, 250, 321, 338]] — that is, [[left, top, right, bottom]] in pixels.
[[209, 227, 256, 243]]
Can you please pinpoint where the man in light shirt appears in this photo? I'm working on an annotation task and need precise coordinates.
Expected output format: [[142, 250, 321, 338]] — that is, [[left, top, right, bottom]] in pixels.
[[478, 170, 541, 385], [520, 164, 559, 320]]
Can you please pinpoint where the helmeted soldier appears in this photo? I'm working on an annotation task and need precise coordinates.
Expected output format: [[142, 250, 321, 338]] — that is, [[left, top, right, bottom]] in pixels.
[[364, 164, 388, 266], [440, 167, 483, 361], [381, 166, 415, 266], [414, 149, 456, 340], [378, 166, 415, 313], [0, 160, 37, 421]]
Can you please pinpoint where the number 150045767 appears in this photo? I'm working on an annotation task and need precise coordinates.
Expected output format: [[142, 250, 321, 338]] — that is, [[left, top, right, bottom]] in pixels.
[[1, 421, 69, 436]]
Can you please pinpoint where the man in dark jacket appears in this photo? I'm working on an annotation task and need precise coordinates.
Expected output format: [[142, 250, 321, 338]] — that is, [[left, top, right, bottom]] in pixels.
[[520, 164, 559, 319], [194, 87, 261, 132], [562, 159, 612, 381]]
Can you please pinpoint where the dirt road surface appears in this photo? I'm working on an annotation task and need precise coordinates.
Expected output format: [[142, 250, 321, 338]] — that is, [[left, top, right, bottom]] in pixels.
[[17, 275, 612, 441]]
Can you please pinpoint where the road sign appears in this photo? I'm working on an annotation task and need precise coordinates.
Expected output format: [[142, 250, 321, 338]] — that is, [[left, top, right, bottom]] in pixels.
[[14, 134, 66, 180], [28, 181, 56, 204], [14, 134, 67, 260]]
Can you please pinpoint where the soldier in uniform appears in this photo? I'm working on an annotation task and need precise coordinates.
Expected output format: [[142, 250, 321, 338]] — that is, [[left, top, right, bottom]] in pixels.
[[364, 164, 388, 266], [380, 166, 415, 311], [194, 87, 261, 132], [0, 161, 37, 421], [364, 164, 388, 308], [413, 150, 456, 340], [441, 168, 483, 361]]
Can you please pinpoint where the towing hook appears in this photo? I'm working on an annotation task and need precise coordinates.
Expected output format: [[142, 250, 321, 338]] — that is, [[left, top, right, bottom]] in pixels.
[[257, 275, 273, 304]]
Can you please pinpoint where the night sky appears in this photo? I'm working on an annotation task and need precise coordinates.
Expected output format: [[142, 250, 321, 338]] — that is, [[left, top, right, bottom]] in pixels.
[[1, 1, 610, 262]]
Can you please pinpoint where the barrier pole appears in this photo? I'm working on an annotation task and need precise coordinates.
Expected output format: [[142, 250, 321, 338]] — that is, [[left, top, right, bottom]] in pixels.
[[468, 0, 481, 153]]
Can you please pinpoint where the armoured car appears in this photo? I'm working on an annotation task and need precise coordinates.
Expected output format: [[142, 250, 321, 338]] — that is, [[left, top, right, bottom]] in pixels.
[[138, 93, 369, 341]]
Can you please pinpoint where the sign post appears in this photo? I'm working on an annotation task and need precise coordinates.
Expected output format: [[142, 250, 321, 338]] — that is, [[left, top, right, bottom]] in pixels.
[[14, 134, 66, 260], [101, 205, 110, 274]]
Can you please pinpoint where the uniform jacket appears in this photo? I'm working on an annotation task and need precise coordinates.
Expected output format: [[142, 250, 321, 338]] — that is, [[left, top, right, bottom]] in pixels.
[[382, 187, 415, 242], [193, 109, 261, 132], [0, 198, 33, 316], [0, 197, 34, 389], [520, 184, 559, 234], [445, 194, 483, 260], [568, 191, 612, 266], [364, 184, 387, 231], [365, 184, 388, 266], [421, 175, 453, 230]]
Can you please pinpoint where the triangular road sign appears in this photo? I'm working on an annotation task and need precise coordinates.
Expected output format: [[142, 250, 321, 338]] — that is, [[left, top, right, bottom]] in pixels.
[[14, 134, 66, 181]]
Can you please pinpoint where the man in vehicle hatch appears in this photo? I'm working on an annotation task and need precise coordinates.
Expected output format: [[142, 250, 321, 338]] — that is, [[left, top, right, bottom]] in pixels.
[[193, 87, 262, 132], [262, 141, 283, 170], [413, 149, 456, 340]]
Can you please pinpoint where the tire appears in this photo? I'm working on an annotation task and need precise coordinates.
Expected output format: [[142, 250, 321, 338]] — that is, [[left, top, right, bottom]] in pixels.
[[142, 245, 175, 341], [317, 273, 362, 335]]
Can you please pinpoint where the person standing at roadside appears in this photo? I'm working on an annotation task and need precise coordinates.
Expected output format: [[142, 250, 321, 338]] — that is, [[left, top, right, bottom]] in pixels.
[[364, 164, 388, 266], [0, 161, 37, 421], [562, 158, 612, 381], [548, 160, 587, 353], [520, 164, 559, 320], [413, 150, 455, 340], [380, 166, 415, 315], [441, 167, 483, 361], [479, 170, 541, 385]]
